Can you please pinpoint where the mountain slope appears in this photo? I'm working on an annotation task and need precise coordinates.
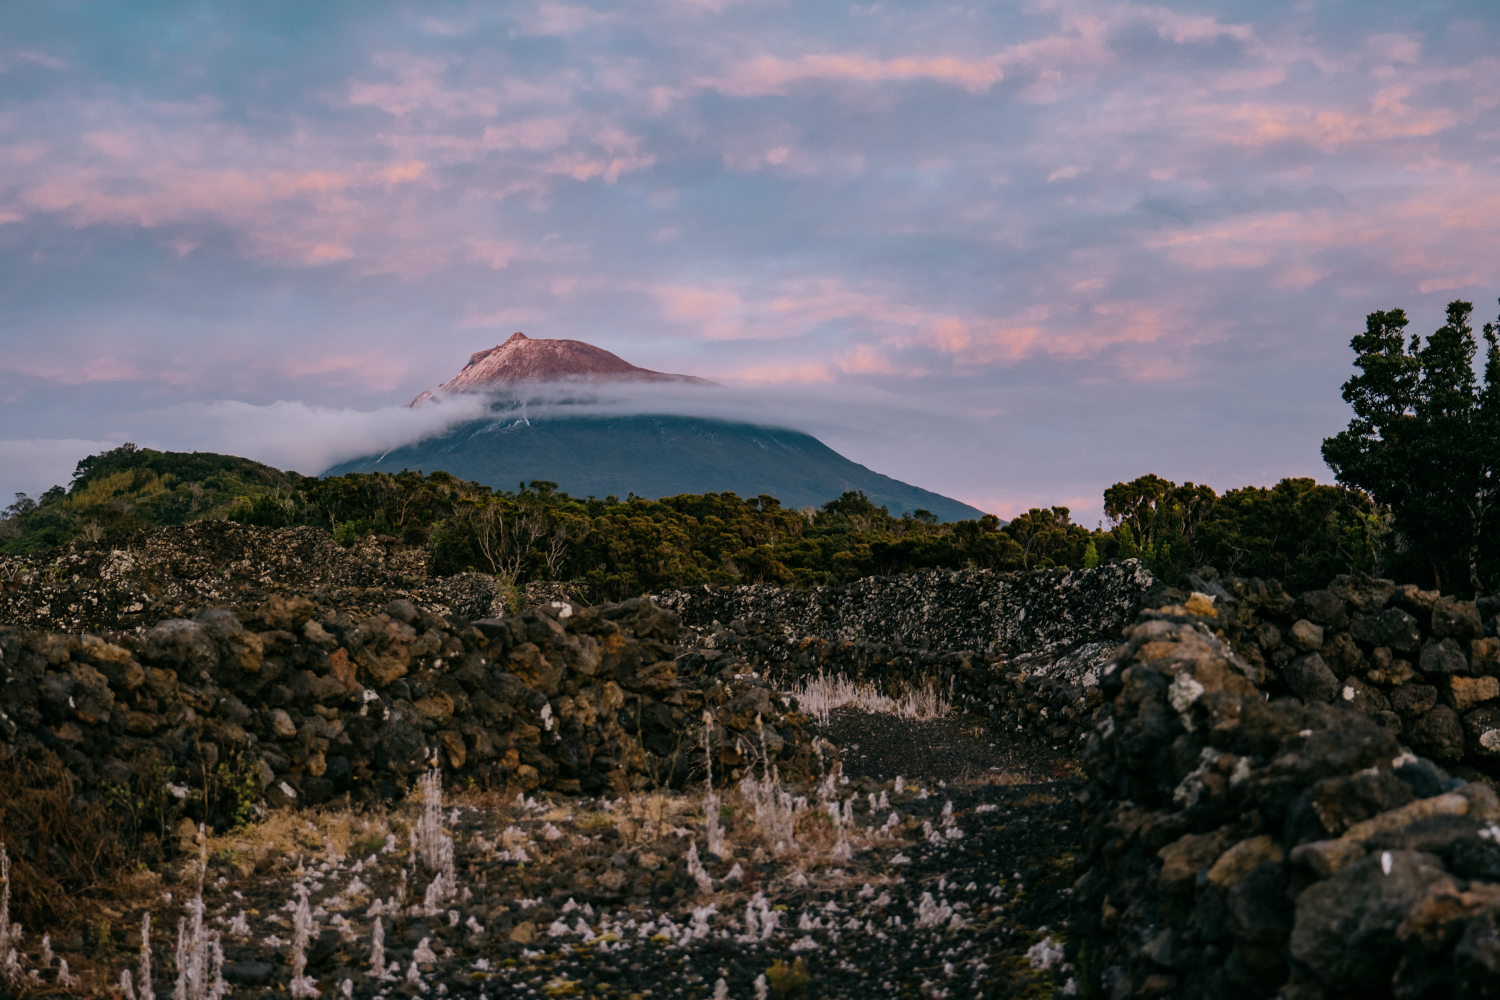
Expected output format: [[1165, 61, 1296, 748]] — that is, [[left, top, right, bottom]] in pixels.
[[324, 412, 986, 521]]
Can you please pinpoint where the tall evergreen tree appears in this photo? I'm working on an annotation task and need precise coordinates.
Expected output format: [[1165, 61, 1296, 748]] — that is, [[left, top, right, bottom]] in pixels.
[[1322, 300, 1500, 593]]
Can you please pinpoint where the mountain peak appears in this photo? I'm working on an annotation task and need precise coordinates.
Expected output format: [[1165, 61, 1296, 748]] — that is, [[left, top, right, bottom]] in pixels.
[[411, 333, 717, 405]]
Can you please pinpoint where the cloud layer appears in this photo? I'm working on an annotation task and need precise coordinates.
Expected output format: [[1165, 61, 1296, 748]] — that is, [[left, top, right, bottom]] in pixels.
[[3, 1, 1499, 522]]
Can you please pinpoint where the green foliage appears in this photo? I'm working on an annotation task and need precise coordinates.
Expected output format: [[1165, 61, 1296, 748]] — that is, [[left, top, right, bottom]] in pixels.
[[0, 443, 301, 554], [1322, 299, 1500, 594], [212, 750, 264, 830], [0, 435, 1410, 599], [1097, 473, 1377, 591]]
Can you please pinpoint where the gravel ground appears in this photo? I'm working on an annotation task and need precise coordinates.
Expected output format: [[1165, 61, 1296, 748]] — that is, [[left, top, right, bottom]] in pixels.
[[26, 714, 1083, 999]]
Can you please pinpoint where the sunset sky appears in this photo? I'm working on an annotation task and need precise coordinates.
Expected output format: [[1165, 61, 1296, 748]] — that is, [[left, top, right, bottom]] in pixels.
[[3, 0, 1499, 523]]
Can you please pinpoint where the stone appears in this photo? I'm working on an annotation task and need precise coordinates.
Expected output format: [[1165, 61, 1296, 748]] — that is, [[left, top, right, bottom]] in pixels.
[[1408, 705, 1466, 761], [1309, 770, 1414, 836], [1368, 657, 1418, 687], [269, 708, 297, 739], [1471, 637, 1500, 677], [385, 599, 418, 623], [439, 730, 466, 768], [1463, 704, 1500, 759], [509, 921, 536, 944], [1459, 778, 1500, 817], [1254, 622, 1283, 652], [1207, 836, 1285, 892], [1285, 653, 1340, 704], [1289, 849, 1448, 991], [1441, 675, 1500, 713], [1390, 684, 1438, 719], [327, 647, 358, 690], [1296, 590, 1348, 628], [1394, 585, 1440, 612], [414, 692, 455, 723], [1289, 838, 1368, 879], [143, 618, 220, 673], [1320, 632, 1363, 676], [1288, 620, 1325, 652], [1226, 861, 1293, 946], [1396, 878, 1500, 948], [1329, 575, 1396, 613], [1341, 792, 1470, 843], [1431, 596, 1483, 639], [1351, 608, 1422, 653], [1337, 676, 1389, 714], [1420, 639, 1469, 675], [1158, 829, 1235, 894], [67, 662, 115, 724]]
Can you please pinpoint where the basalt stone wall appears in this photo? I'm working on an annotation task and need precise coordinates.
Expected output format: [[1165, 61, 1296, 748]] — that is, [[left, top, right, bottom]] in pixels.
[[1076, 597, 1500, 999], [657, 561, 1155, 655], [0, 521, 506, 632], [1187, 573, 1500, 781], [0, 596, 820, 831]]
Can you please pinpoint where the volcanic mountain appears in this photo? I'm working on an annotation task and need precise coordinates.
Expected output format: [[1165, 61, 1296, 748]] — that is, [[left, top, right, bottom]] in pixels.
[[330, 335, 986, 521], [408, 332, 717, 404]]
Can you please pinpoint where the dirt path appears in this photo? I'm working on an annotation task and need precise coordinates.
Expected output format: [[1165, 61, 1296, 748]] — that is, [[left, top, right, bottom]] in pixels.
[[815, 707, 1079, 785]]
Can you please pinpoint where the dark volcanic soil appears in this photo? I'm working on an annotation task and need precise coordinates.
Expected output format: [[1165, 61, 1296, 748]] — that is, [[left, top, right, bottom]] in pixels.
[[815, 708, 1078, 785]]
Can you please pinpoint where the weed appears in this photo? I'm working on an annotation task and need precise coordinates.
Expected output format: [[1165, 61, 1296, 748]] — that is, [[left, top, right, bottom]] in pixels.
[[211, 750, 263, 830], [765, 957, 810, 998]]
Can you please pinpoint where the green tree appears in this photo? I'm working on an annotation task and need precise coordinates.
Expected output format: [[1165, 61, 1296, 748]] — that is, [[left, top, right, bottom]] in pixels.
[[1322, 300, 1500, 593]]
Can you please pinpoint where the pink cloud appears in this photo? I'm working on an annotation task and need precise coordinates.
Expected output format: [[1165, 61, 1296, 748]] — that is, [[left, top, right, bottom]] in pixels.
[[730, 361, 835, 383], [703, 53, 1007, 97]]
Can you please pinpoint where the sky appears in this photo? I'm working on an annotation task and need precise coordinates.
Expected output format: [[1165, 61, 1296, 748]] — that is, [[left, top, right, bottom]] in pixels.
[[3, 0, 1500, 525]]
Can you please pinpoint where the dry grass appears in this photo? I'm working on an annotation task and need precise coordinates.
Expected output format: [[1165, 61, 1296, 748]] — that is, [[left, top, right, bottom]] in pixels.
[[205, 804, 392, 876], [0, 753, 147, 933], [782, 671, 951, 722]]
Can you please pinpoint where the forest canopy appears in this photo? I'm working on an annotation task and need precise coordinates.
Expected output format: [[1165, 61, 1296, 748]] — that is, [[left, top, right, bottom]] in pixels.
[[1, 444, 1378, 599]]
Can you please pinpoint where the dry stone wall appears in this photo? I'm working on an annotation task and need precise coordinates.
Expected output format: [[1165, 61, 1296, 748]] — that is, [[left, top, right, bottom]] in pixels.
[[1190, 573, 1500, 780], [0, 595, 821, 834], [1075, 596, 1500, 999], [658, 561, 1154, 654]]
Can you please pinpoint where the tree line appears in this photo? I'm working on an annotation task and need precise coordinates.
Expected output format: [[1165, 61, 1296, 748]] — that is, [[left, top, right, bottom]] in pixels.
[[3, 297, 1497, 597]]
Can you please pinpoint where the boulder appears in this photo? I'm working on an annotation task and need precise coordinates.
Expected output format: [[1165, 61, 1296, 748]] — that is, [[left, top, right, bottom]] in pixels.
[[1285, 653, 1339, 704], [1295, 590, 1348, 629], [1328, 575, 1396, 614], [1351, 608, 1422, 653], [1431, 596, 1483, 639], [1289, 849, 1448, 991], [1408, 705, 1466, 762], [1440, 675, 1500, 713], [1420, 638, 1469, 675], [1288, 619, 1325, 652]]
